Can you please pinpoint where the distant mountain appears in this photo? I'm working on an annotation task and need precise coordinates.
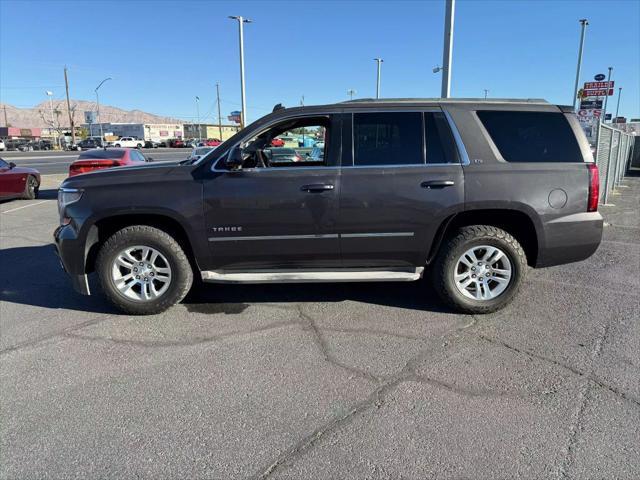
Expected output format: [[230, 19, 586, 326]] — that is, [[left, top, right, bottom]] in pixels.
[[0, 100, 182, 129]]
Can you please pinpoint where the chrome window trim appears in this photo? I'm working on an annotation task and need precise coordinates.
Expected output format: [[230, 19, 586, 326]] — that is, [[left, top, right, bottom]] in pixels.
[[442, 110, 471, 166], [341, 232, 414, 238]]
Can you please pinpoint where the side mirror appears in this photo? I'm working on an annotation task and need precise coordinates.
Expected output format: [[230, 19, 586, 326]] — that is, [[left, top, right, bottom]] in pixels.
[[147, 157, 154, 162], [9, 162, 16, 169], [225, 146, 244, 170]]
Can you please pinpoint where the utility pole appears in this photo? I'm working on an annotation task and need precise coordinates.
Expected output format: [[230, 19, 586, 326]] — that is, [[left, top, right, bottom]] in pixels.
[[441, 0, 455, 98], [602, 66, 613, 123], [347, 89, 357, 100], [3, 105, 8, 127], [483, 89, 489, 99], [229, 16, 252, 128], [373, 58, 383, 99], [216, 82, 223, 141], [614, 87, 622, 120], [572, 19, 588, 109], [64, 66, 75, 145], [195, 96, 200, 142]]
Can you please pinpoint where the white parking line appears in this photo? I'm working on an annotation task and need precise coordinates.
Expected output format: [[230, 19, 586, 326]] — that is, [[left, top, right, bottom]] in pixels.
[[1, 200, 49, 214]]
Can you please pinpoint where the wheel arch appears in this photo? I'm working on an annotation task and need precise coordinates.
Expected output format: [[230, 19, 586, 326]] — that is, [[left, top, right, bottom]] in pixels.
[[428, 208, 540, 267], [85, 213, 200, 274]]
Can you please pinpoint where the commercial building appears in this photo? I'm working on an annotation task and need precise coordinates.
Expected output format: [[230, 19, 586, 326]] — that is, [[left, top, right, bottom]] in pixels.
[[82, 123, 184, 142], [183, 123, 240, 141], [0, 127, 42, 139]]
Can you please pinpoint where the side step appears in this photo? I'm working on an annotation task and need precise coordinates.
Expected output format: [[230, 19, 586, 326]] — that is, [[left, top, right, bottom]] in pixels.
[[200, 267, 424, 284]]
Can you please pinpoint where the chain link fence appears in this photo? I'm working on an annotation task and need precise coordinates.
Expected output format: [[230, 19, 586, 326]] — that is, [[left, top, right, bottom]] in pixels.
[[594, 123, 636, 204]]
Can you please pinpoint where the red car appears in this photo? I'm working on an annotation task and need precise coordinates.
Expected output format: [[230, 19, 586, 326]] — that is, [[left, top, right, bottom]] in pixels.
[[205, 139, 222, 147], [0, 157, 40, 200], [68, 148, 151, 177], [170, 139, 185, 148], [270, 138, 285, 147]]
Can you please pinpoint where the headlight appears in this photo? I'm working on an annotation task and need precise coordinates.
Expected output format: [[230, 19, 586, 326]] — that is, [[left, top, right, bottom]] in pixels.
[[57, 187, 83, 223]]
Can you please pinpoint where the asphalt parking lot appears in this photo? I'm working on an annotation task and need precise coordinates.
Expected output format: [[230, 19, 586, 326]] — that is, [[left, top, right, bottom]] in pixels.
[[1, 172, 638, 479]]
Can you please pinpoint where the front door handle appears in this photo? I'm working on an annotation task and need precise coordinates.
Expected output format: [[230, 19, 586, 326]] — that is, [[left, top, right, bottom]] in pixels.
[[301, 184, 334, 193], [421, 180, 455, 189]]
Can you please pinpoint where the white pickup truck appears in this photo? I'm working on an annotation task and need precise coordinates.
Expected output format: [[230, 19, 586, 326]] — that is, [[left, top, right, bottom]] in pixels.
[[108, 137, 144, 148]]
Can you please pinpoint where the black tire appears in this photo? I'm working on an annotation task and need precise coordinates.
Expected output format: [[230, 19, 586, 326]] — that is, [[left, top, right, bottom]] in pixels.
[[114, 144, 121, 148], [96, 226, 193, 315], [23, 175, 39, 200], [432, 225, 527, 314], [136, 143, 142, 149]]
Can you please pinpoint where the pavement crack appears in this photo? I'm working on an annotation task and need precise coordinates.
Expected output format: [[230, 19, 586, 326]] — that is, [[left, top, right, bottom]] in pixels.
[[476, 333, 639, 408], [62, 320, 299, 349], [296, 304, 381, 383]]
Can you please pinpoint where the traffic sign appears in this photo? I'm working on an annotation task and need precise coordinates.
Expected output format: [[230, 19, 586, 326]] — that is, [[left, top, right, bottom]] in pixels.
[[594, 73, 606, 81]]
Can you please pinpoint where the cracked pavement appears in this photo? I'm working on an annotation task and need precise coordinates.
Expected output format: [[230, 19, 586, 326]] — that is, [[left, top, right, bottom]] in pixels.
[[1, 174, 639, 479]]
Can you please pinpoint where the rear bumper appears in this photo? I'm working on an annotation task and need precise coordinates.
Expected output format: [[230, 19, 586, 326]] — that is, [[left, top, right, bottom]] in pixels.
[[53, 224, 91, 295], [536, 212, 603, 267]]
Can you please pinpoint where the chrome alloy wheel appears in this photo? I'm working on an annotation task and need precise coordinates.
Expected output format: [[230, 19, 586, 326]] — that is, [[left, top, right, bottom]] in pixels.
[[111, 246, 172, 301], [454, 245, 512, 301]]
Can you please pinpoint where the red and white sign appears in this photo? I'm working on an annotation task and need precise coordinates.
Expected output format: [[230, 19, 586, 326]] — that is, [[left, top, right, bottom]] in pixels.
[[583, 88, 614, 97], [577, 109, 602, 122], [584, 81, 614, 90]]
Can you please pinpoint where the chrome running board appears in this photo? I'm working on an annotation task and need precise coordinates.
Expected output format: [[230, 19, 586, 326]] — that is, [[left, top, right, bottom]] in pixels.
[[200, 267, 424, 284]]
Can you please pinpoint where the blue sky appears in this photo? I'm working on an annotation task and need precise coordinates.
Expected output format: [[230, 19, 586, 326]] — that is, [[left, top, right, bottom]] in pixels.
[[1, 0, 639, 123]]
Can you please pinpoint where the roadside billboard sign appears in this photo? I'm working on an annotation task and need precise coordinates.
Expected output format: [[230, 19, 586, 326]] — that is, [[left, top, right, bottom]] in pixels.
[[584, 81, 614, 90], [580, 98, 603, 110], [583, 88, 614, 97]]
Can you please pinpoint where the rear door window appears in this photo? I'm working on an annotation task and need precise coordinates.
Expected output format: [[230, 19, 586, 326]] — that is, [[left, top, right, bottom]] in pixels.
[[353, 112, 423, 166], [425, 111, 459, 164], [477, 111, 583, 162]]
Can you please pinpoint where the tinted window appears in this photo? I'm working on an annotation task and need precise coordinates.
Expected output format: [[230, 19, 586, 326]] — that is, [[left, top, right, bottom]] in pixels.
[[477, 111, 583, 162], [425, 112, 459, 164], [79, 150, 126, 159], [353, 112, 423, 166], [0, 159, 8, 168], [131, 151, 145, 162]]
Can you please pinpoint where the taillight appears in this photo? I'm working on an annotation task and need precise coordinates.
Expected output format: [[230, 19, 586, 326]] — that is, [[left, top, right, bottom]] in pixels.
[[587, 163, 599, 212], [69, 160, 120, 176]]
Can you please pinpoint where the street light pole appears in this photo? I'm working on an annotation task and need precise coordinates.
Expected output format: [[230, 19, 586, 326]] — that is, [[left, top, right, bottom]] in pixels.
[[483, 89, 489, 99], [95, 77, 112, 145], [195, 96, 200, 142], [347, 89, 356, 100], [229, 16, 252, 128], [614, 87, 622, 121], [602, 66, 613, 123], [441, 0, 455, 98], [373, 58, 383, 99], [572, 19, 589, 109], [45, 90, 57, 148]]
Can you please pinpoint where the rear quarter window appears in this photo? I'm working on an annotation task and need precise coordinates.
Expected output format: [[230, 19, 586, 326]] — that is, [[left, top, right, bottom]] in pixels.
[[477, 111, 583, 162]]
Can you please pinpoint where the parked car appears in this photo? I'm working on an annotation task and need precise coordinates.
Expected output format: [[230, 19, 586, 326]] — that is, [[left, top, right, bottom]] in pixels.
[[4, 139, 29, 151], [0, 139, 6, 151], [263, 147, 303, 165], [144, 140, 160, 149], [19, 140, 53, 151], [169, 139, 185, 148], [54, 98, 602, 315], [76, 138, 104, 150], [270, 138, 285, 147], [68, 148, 152, 177], [108, 137, 144, 149], [205, 139, 222, 147], [0, 157, 40, 200], [188, 146, 215, 162]]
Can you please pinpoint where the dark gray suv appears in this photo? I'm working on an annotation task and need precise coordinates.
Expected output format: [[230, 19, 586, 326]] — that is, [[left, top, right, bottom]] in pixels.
[[54, 98, 602, 315]]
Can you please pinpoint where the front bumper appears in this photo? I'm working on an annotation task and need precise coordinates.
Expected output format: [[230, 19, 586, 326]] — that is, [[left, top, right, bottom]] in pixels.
[[53, 224, 91, 295], [537, 211, 604, 268]]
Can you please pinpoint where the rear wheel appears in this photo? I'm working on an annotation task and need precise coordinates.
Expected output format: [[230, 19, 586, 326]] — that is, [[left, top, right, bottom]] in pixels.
[[96, 226, 193, 315], [433, 225, 527, 314], [22, 175, 39, 199]]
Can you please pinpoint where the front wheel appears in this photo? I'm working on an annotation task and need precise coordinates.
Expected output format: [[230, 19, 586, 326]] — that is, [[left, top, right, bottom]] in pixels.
[[22, 175, 39, 199], [433, 225, 527, 314], [96, 226, 193, 315]]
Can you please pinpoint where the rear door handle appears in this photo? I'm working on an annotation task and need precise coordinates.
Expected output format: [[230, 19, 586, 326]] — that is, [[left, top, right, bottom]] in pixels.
[[301, 184, 334, 192], [421, 180, 455, 189]]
